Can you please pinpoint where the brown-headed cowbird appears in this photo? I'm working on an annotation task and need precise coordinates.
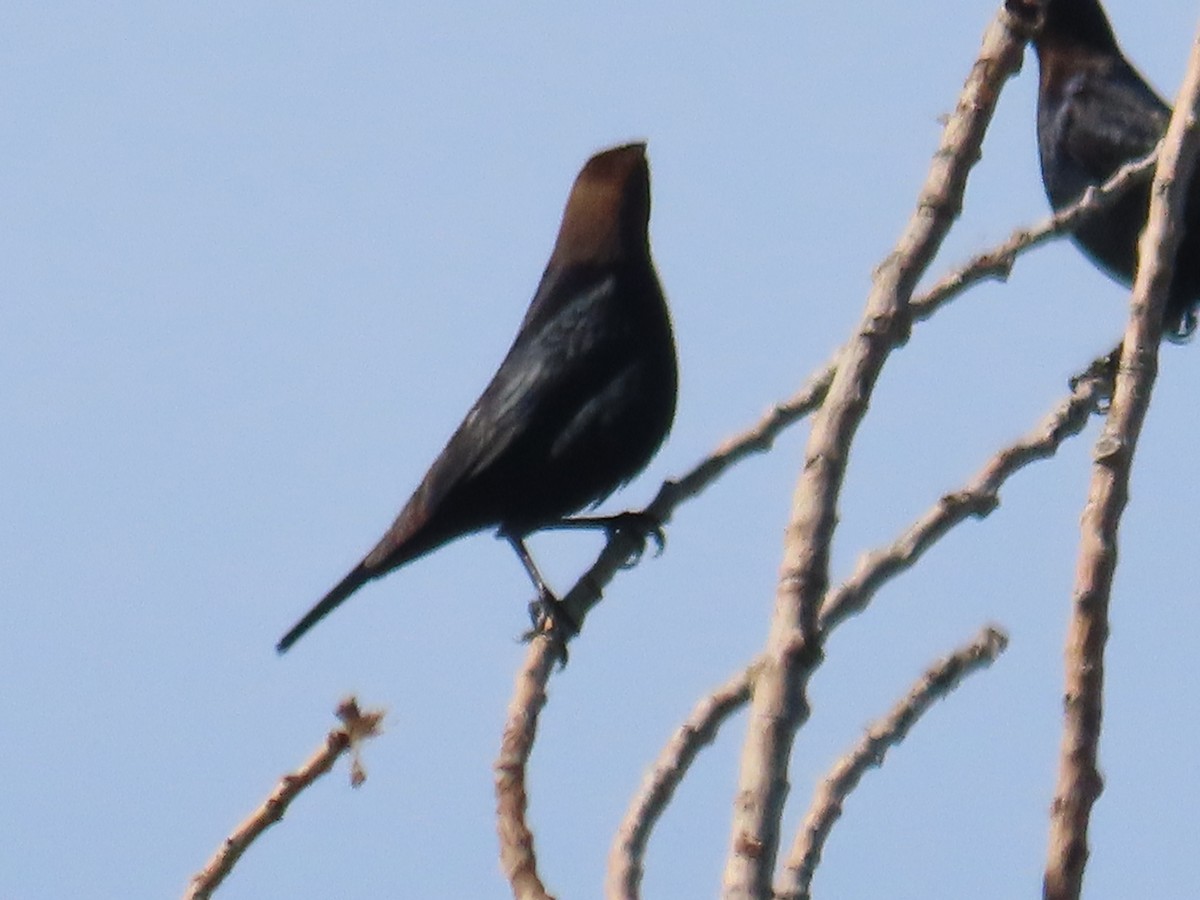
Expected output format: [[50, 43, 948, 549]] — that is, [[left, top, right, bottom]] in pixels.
[[277, 143, 677, 652], [1033, 0, 1199, 339]]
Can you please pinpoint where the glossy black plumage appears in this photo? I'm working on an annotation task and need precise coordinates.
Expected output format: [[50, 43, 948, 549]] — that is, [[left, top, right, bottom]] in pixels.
[[1033, 0, 1200, 339], [277, 143, 677, 652]]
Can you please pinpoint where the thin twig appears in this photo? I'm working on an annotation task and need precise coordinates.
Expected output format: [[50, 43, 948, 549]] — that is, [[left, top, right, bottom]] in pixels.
[[184, 698, 384, 900], [495, 639, 560, 900], [819, 349, 1115, 632], [775, 626, 1009, 900], [911, 150, 1158, 318], [1042, 27, 1200, 900], [605, 665, 760, 900], [721, 8, 1034, 897]]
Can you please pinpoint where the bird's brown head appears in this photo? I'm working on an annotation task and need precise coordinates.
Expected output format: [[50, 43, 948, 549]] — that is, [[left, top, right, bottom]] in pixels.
[[550, 142, 652, 266]]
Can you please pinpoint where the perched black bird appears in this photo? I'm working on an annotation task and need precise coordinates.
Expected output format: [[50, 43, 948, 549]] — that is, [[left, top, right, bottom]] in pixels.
[[277, 143, 677, 652], [1032, 0, 1200, 339]]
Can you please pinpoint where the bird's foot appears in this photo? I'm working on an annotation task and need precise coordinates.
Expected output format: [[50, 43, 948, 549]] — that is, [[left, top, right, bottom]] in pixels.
[[1165, 307, 1198, 344], [604, 511, 666, 568], [1069, 344, 1121, 412], [523, 590, 579, 666]]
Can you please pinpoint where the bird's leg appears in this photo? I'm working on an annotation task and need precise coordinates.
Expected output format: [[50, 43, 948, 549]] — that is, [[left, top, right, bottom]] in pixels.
[[503, 533, 579, 653], [541, 511, 666, 568]]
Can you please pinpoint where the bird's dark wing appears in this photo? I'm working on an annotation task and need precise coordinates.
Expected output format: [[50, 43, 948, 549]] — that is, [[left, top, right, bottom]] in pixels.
[[416, 268, 629, 501], [1055, 64, 1170, 178], [467, 274, 623, 470], [549, 363, 641, 462], [353, 266, 639, 573]]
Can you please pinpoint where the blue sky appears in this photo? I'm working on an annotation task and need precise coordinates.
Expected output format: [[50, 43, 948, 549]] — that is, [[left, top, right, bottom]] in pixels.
[[5, 2, 1200, 897]]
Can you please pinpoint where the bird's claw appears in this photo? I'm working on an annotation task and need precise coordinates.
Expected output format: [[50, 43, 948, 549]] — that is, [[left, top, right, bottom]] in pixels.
[[605, 511, 666, 569], [1069, 345, 1120, 411], [523, 592, 578, 666]]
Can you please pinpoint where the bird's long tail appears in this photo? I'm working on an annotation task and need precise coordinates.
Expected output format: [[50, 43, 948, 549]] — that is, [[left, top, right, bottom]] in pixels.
[[276, 563, 374, 653]]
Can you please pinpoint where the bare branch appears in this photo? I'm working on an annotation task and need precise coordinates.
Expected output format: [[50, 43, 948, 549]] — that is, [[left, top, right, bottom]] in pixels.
[[819, 349, 1115, 632], [1043, 28, 1200, 900], [721, 8, 1034, 896], [606, 665, 760, 900], [912, 150, 1158, 319], [775, 626, 1009, 900], [184, 698, 383, 900], [495, 638, 561, 900]]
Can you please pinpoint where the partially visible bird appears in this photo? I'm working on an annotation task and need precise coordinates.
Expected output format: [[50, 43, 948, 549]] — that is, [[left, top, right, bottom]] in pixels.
[[277, 143, 677, 653], [1032, 0, 1200, 339]]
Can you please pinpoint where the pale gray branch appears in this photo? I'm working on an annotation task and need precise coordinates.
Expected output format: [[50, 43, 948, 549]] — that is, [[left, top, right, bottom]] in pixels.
[[606, 666, 759, 900], [775, 626, 1008, 900], [819, 351, 1114, 633], [1043, 25, 1200, 900], [184, 698, 383, 900], [495, 640, 561, 900], [721, 8, 1034, 897]]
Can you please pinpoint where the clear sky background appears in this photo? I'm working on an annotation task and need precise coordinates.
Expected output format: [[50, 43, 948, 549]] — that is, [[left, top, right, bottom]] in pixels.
[[5, 2, 1200, 898]]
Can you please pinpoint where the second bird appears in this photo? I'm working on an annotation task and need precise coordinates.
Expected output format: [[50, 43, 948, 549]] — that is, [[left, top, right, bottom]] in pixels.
[[1033, 0, 1200, 339], [277, 142, 678, 653]]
